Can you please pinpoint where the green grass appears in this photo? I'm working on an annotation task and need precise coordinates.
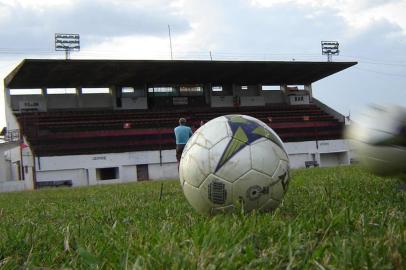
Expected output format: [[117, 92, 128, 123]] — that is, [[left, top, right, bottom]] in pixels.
[[0, 166, 405, 269]]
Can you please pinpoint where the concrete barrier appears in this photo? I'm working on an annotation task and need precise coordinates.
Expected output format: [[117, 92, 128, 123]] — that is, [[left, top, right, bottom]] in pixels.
[[0, 181, 26, 193]]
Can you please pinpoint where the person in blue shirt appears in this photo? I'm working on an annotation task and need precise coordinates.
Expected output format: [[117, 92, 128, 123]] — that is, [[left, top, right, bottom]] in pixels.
[[174, 118, 193, 163]]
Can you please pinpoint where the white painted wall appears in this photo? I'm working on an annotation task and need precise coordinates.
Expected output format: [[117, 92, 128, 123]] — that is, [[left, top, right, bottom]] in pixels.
[[36, 169, 88, 186], [5, 88, 20, 131], [0, 158, 12, 182], [0, 142, 35, 192], [289, 153, 310, 169], [36, 150, 174, 171], [0, 142, 18, 182], [1, 138, 353, 192], [149, 163, 178, 180], [121, 165, 138, 182], [6, 147, 22, 181], [317, 140, 351, 154], [284, 141, 316, 155], [285, 140, 350, 155], [34, 149, 178, 185], [284, 139, 351, 169], [34, 140, 350, 183], [320, 152, 349, 167], [0, 181, 26, 192], [10, 162, 20, 181], [96, 179, 122, 185]]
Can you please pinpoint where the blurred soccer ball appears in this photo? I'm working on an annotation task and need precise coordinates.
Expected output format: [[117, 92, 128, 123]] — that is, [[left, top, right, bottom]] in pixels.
[[346, 105, 406, 176], [179, 115, 290, 215]]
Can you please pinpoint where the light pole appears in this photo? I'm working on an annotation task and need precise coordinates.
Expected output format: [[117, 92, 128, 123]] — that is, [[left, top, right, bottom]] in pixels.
[[55, 33, 80, 60], [321, 41, 339, 62]]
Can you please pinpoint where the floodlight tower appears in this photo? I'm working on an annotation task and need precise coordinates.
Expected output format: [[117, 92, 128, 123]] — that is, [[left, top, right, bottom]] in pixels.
[[321, 41, 339, 62], [55, 33, 80, 60]]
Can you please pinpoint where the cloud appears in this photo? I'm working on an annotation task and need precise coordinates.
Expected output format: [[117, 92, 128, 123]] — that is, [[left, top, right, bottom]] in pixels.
[[173, 0, 348, 58], [1, 0, 406, 128], [250, 0, 402, 10], [0, 0, 191, 50], [250, 0, 406, 32], [80, 0, 350, 60], [344, 19, 406, 60], [146, 0, 406, 118], [314, 18, 406, 118]]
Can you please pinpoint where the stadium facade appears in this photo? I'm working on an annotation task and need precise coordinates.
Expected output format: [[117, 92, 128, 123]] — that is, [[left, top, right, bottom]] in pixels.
[[1, 59, 357, 192]]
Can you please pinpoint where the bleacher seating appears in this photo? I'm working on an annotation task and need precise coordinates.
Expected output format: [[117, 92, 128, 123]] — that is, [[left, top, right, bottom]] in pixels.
[[16, 103, 345, 156]]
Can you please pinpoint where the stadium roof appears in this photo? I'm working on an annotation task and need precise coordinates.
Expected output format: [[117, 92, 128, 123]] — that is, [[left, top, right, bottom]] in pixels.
[[5, 59, 357, 89]]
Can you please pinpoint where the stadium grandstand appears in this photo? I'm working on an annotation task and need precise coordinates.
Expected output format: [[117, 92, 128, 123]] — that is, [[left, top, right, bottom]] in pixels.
[[1, 59, 356, 191]]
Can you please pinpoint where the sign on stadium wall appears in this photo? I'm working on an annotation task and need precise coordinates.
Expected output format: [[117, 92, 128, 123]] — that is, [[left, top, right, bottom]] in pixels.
[[19, 100, 46, 112]]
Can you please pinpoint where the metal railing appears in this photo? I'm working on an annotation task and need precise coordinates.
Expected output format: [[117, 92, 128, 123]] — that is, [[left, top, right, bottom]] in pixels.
[[5, 129, 20, 142]]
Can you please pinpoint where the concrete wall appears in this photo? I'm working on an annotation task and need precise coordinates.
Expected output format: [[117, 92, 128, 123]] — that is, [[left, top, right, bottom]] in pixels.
[[47, 94, 78, 109], [230, 85, 266, 107], [0, 142, 18, 182], [10, 91, 118, 112], [119, 97, 148, 110], [79, 94, 112, 108], [0, 158, 12, 182], [3, 85, 352, 189], [11, 94, 47, 112], [288, 95, 310, 105], [285, 139, 351, 169], [0, 142, 35, 192], [240, 96, 266, 107], [35, 149, 178, 185], [36, 169, 88, 186], [8, 88, 292, 111], [0, 181, 26, 192], [35, 151, 171, 171], [149, 163, 178, 180], [0, 138, 353, 192], [262, 91, 284, 104], [211, 96, 234, 107], [35, 140, 351, 181], [5, 88, 20, 131], [121, 165, 138, 182], [7, 147, 22, 181], [233, 85, 260, 96], [319, 152, 347, 167], [289, 153, 310, 169]]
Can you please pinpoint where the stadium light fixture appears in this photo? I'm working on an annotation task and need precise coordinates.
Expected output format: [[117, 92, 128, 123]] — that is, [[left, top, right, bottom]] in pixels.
[[55, 33, 80, 60], [321, 41, 339, 62]]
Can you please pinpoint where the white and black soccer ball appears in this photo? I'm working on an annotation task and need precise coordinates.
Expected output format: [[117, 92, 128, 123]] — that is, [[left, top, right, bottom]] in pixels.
[[179, 115, 290, 215], [346, 105, 406, 176]]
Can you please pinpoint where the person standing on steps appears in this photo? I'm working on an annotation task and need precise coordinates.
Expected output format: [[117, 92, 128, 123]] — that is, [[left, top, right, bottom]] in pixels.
[[174, 118, 193, 167]]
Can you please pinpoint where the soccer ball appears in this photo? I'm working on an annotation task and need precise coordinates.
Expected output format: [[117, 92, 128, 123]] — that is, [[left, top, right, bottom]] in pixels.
[[179, 115, 290, 215], [346, 105, 406, 176]]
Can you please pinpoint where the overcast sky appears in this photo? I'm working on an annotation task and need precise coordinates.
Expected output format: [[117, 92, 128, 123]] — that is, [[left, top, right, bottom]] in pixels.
[[1, 0, 406, 128]]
